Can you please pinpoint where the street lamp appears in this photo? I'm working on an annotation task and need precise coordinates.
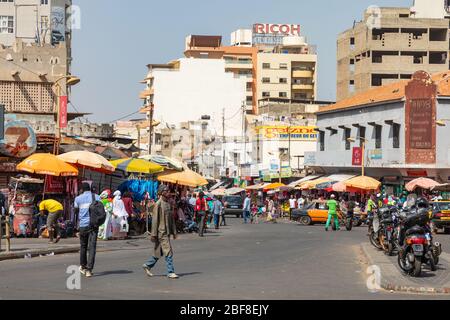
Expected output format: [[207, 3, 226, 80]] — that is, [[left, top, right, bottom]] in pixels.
[[347, 136, 368, 176], [53, 75, 81, 155], [436, 119, 450, 127]]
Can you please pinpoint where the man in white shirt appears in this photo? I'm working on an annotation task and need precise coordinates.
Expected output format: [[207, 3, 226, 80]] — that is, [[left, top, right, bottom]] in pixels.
[[297, 196, 305, 209], [289, 195, 297, 220]]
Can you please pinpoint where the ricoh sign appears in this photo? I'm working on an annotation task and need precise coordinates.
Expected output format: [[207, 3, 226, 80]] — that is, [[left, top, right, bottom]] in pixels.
[[253, 23, 301, 36]]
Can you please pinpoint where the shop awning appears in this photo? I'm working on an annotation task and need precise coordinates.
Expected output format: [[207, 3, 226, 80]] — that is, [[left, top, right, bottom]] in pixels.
[[299, 177, 332, 190], [315, 174, 357, 190], [246, 183, 270, 191], [288, 175, 322, 188], [264, 183, 285, 191]]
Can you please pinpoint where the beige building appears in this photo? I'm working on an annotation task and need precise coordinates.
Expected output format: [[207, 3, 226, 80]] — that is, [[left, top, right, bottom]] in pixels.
[[337, 4, 450, 101], [257, 40, 317, 102]]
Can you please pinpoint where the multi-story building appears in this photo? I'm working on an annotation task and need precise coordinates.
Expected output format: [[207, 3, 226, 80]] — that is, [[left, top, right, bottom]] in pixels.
[[307, 70, 450, 194], [337, 0, 450, 101], [0, 0, 74, 138]]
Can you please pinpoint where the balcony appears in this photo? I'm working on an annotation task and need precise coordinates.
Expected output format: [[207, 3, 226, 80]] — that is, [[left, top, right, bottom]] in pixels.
[[225, 60, 253, 70], [292, 70, 314, 78], [139, 88, 154, 100], [292, 84, 314, 90]]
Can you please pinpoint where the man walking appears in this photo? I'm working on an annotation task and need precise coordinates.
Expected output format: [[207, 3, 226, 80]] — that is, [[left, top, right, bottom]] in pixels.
[[243, 193, 251, 224], [74, 183, 100, 278], [212, 197, 223, 230], [39, 199, 64, 244], [325, 194, 339, 231], [143, 185, 179, 279]]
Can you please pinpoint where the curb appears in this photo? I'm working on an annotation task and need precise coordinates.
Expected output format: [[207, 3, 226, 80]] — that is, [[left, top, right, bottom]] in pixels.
[[0, 246, 80, 262], [359, 243, 450, 295]]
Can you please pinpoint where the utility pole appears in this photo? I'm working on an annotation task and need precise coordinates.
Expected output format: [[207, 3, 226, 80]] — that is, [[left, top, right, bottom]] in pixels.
[[241, 101, 246, 179], [222, 108, 226, 176]]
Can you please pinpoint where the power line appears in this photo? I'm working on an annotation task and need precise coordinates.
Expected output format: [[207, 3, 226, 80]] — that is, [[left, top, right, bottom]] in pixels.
[[224, 106, 243, 121]]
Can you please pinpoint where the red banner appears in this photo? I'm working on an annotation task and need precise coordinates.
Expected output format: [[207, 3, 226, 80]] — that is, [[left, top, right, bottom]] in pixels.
[[59, 96, 68, 128], [352, 147, 362, 166]]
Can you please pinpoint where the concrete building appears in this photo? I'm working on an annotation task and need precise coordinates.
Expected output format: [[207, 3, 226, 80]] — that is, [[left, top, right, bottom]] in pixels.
[[337, 1, 450, 101], [307, 70, 450, 194]]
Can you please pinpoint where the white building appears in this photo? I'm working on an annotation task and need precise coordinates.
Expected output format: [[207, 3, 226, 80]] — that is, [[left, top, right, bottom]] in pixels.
[[411, 0, 450, 19], [148, 58, 247, 137]]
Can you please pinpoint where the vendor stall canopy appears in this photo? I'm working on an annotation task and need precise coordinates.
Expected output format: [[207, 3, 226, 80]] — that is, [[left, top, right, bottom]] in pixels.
[[406, 178, 441, 192], [58, 151, 115, 174], [157, 169, 208, 188], [110, 158, 164, 175], [343, 176, 381, 192], [17, 153, 79, 177], [139, 155, 184, 171]]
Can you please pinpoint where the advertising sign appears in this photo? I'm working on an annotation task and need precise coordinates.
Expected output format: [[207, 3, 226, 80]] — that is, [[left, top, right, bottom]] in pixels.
[[59, 96, 68, 128], [352, 147, 362, 166], [253, 23, 301, 36], [0, 121, 37, 158], [51, 6, 66, 41], [409, 99, 433, 149], [369, 149, 382, 160], [255, 126, 317, 141]]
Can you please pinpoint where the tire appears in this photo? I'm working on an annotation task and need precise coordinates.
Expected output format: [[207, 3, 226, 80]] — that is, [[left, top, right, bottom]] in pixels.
[[299, 216, 312, 226], [398, 251, 413, 273], [346, 218, 353, 231], [412, 259, 422, 277], [429, 253, 437, 271], [386, 242, 394, 256], [355, 220, 362, 227], [370, 231, 383, 250]]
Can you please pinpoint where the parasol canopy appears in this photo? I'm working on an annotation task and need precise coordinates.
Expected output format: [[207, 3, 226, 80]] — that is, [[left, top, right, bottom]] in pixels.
[[264, 183, 285, 191], [431, 183, 450, 192], [343, 176, 381, 192], [225, 187, 245, 195], [246, 183, 270, 191], [139, 154, 184, 171], [17, 153, 79, 177], [406, 177, 440, 192], [299, 177, 331, 190], [110, 158, 164, 174], [211, 188, 227, 196], [58, 151, 115, 173], [158, 169, 208, 188]]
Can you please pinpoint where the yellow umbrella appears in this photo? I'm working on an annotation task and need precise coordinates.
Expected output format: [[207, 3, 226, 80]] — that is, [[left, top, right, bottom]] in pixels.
[[158, 169, 208, 188], [110, 158, 164, 174], [58, 151, 115, 173], [344, 176, 381, 191], [17, 153, 79, 177], [299, 177, 331, 190]]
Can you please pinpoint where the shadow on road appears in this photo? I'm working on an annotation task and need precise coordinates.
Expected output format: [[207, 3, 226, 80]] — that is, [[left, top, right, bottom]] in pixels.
[[95, 270, 134, 277]]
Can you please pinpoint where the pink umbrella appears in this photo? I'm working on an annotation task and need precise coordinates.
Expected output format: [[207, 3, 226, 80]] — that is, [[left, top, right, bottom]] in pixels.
[[331, 181, 347, 193], [405, 178, 440, 192]]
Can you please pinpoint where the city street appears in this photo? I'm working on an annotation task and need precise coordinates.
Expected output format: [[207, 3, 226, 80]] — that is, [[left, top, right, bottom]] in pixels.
[[1, 218, 449, 300]]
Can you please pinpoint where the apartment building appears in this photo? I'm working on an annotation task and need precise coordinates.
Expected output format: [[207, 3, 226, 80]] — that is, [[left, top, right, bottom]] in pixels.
[[337, 1, 450, 101]]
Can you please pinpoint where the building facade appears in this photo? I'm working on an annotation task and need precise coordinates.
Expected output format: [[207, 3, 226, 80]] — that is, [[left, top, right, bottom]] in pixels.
[[308, 71, 450, 192], [337, 2, 450, 101]]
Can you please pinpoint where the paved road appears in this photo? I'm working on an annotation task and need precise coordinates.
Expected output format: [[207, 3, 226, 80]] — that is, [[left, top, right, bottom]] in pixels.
[[0, 218, 448, 300]]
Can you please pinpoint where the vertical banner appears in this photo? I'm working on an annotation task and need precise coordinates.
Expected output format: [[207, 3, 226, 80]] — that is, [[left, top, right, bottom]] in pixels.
[[352, 147, 362, 166], [0, 104, 4, 140], [59, 96, 68, 128]]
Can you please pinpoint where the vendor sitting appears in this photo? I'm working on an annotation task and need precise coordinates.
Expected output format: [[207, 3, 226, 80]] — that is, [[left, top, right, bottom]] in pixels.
[[39, 199, 64, 244]]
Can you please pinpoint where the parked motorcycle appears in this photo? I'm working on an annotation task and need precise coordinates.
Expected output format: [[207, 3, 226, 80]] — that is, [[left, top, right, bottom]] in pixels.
[[378, 206, 399, 256], [397, 199, 442, 277]]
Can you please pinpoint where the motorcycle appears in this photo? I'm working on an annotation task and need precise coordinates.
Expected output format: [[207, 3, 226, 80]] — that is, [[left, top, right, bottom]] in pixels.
[[397, 206, 442, 277], [378, 206, 399, 256], [369, 209, 383, 250]]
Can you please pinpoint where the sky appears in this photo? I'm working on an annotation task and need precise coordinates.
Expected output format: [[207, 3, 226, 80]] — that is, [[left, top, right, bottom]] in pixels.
[[71, 0, 412, 123]]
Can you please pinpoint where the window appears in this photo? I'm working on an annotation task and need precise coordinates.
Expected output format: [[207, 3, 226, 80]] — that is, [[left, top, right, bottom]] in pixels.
[[279, 92, 287, 98], [41, 0, 49, 4], [375, 125, 382, 149], [0, 16, 14, 34], [279, 78, 287, 84], [0, 0, 14, 2], [262, 92, 270, 97], [359, 126, 366, 147], [279, 63, 288, 69], [262, 63, 270, 69], [344, 128, 351, 150], [319, 131, 325, 151], [262, 77, 270, 83], [393, 124, 400, 149], [349, 80, 355, 94]]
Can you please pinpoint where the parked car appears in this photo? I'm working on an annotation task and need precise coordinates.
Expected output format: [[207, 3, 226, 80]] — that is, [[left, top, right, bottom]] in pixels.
[[291, 200, 344, 226], [431, 201, 450, 234], [223, 195, 244, 218]]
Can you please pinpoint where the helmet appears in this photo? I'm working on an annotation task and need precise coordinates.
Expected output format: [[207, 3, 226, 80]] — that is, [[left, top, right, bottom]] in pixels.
[[416, 197, 429, 209]]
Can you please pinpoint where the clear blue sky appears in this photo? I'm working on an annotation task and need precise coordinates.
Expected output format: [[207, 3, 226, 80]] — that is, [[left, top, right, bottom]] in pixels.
[[71, 0, 412, 123]]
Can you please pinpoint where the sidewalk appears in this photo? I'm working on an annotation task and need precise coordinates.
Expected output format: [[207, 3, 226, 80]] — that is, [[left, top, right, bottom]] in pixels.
[[360, 242, 450, 294], [0, 236, 151, 262]]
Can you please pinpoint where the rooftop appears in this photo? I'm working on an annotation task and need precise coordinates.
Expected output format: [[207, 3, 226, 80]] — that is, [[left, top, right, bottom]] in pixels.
[[319, 70, 450, 114]]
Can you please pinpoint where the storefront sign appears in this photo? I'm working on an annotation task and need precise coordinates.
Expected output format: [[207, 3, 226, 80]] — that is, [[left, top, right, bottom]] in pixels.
[[253, 23, 301, 36], [352, 147, 362, 166], [409, 99, 433, 149], [59, 96, 68, 128], [407, 170, 428, 177], [0, 121, 37, 158], [369, 149, 382, 160], [255, 126, 317, 141], [405, 71, 437, 164]]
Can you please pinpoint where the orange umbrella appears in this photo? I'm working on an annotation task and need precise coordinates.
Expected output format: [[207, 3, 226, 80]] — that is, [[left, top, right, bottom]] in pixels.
[[406, 178, 440, 192], [17, 153, 79, 177]]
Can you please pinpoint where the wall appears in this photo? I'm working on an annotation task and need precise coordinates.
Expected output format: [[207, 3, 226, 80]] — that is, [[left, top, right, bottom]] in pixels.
[[412, 0, 450, 19], [152, 58, 246, 137]]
